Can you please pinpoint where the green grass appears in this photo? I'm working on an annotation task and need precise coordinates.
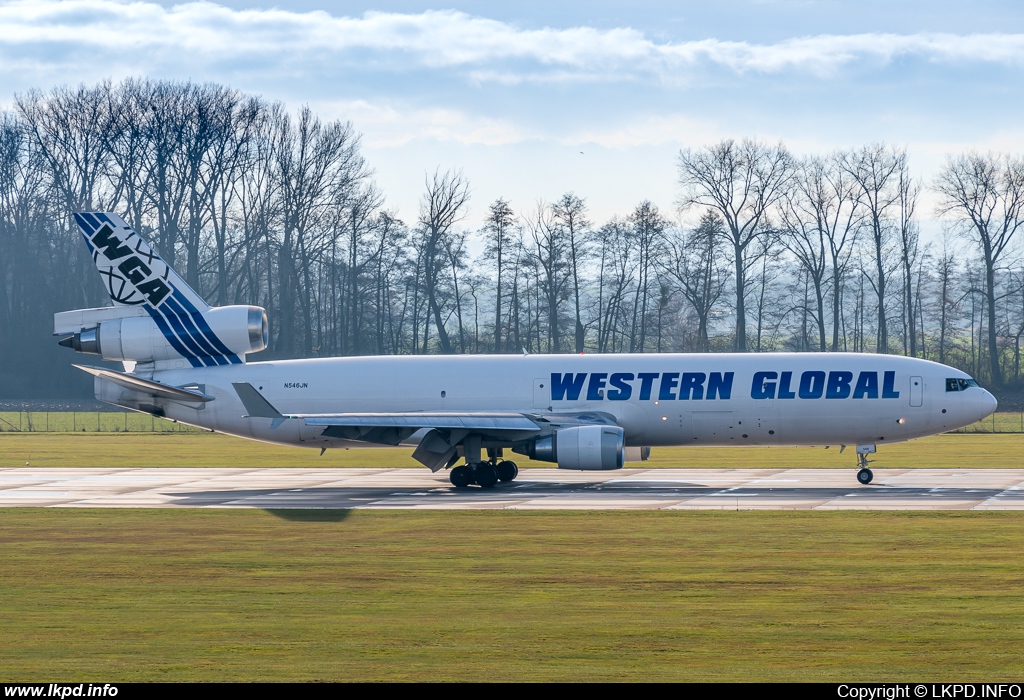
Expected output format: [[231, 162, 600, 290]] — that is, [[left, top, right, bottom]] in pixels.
[[1, 431, 1022, 468], [0, 411, 201, 433], [0, 509, 1022, 681]]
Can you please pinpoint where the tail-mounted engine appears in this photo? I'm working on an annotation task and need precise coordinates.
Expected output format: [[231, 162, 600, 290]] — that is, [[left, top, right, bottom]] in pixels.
[[56, 304, 267, 366], [515, 425, 625, 470]]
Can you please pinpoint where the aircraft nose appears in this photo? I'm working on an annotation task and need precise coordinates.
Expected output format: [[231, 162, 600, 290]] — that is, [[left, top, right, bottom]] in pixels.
[[977, 390, 998, 421]]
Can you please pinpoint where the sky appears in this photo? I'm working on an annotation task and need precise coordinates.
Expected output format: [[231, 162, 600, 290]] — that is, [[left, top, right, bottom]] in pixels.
[[1, 0, 1023, 230]]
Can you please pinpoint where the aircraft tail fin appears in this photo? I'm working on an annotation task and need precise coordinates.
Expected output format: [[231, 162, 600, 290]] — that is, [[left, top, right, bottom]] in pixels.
[[72, 212, 209, 312], [62, 213, 267, 369]]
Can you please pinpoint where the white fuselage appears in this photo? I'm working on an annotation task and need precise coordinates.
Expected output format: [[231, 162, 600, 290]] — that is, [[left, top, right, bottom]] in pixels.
[[105, 352, 998, 452]]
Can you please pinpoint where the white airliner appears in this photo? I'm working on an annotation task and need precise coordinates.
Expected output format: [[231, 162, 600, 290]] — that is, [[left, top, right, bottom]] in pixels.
[[56, 213, 997, 486]]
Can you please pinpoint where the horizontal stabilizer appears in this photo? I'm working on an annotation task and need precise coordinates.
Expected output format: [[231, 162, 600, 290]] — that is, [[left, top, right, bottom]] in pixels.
[[54, 305, 148, 336], [74, 365, 213, 403], [232, 382, 288, 428]]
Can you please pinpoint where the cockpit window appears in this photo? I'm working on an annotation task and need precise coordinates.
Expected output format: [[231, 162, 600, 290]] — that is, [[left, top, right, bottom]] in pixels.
[[948, 377, 981, 391]]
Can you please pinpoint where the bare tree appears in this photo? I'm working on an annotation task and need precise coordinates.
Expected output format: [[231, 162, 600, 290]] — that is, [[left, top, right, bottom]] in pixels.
[[594, 218, 636, 353], [481, 198, 516, 352], [526, 201, 568, 353], [896, 164, 921, 356], [678, 138, 794, 351], [779, 164, 830, 351], [551, 192, 592, 353], [934, 152, 1024, 385], [663, 210, 728, 352], [274, 106, 368, 355], [841, 144, 907, 354], [16, 83, 114, 214], [627, 201, 667, 352], [104, 79, 154, 231], [338, 182, 385, 354], [201, 91, 263, 305], [417, 169, 470, 354], [785, 154, 864, 351]]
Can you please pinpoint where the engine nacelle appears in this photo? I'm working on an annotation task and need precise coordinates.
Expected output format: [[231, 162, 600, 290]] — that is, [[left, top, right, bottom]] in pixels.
[[58, 305, 268, 363], [517, 425, 625, 470]]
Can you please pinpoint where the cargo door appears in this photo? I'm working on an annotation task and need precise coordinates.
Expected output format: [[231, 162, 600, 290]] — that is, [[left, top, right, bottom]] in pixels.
[[533, 378, 551, 410]]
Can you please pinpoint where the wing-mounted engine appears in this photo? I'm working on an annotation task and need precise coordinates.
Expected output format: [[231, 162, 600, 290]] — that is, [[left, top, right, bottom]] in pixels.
[[515, 425, 626, 470], [56, 304, 267, 366], [55, 212, 268, 368]]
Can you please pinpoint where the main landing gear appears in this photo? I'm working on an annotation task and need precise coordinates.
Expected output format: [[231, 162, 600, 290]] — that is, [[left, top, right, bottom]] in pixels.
[[449, 460, 519, 488]]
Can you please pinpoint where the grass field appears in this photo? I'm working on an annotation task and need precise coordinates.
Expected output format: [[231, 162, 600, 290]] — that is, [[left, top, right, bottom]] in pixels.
[[1, 431, 1021, 681], [0, 509, 1022, 681], [0, 430, 1021, 469]]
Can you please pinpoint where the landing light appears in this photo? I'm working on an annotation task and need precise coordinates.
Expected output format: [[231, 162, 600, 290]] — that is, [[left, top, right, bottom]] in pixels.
[[898, 417, 906, 424]]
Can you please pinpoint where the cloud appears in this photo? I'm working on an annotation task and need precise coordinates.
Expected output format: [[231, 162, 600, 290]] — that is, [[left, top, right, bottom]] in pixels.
[[312, 99, 536, 147], [1, 0, 1024, 86]]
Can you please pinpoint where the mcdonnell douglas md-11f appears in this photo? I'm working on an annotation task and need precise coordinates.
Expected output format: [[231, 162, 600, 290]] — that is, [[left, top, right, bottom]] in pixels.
[[56, 213, 998, 486]]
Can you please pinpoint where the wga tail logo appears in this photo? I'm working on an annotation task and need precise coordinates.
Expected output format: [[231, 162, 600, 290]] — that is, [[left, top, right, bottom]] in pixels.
[[91, 223, 172, 307]]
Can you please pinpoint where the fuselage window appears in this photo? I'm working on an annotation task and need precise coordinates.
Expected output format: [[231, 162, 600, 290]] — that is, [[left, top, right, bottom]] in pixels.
[[946, 378, 960, 392]]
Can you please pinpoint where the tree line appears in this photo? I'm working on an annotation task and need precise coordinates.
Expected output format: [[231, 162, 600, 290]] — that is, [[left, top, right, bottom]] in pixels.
[[1, 78, 1023, 398]]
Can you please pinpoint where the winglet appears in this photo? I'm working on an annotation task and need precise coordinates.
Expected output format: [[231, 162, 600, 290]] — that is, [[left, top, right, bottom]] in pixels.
[[232, 382, 287, 428]]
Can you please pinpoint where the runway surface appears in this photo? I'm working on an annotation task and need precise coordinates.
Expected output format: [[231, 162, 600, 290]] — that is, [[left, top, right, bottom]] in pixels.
[[1, 467, 1024, 509]]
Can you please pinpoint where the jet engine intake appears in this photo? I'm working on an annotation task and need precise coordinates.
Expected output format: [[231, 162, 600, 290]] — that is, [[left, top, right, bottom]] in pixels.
[[516, 425, 625, 470]]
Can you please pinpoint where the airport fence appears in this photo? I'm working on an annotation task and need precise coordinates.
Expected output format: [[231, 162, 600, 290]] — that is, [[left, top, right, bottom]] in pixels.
[[0, 410, 1020, 434], [0, 411, 203, 433], [948, 412, 1024, 433]]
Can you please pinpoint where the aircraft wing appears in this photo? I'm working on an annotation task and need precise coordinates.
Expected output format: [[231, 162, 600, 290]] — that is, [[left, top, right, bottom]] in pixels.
[[232, 382, 613, 432], [302, 413, 541, 431], [230, 382, 618, 469]]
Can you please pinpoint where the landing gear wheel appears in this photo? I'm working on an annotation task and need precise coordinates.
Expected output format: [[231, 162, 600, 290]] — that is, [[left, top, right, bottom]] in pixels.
[[474, 462, 499, 488], [450, 465, 473, 487], [857, 468, 874, 485], [496, 460, 519, 482]]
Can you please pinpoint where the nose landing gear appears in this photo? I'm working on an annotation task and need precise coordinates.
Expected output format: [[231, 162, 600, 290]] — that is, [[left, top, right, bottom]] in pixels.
[[855, 444, 876, 484]]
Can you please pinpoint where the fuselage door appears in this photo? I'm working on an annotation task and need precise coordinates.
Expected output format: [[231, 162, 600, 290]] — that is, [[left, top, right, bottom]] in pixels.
[[533, 378, 551, 410], [910, 376, 923, 407]]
